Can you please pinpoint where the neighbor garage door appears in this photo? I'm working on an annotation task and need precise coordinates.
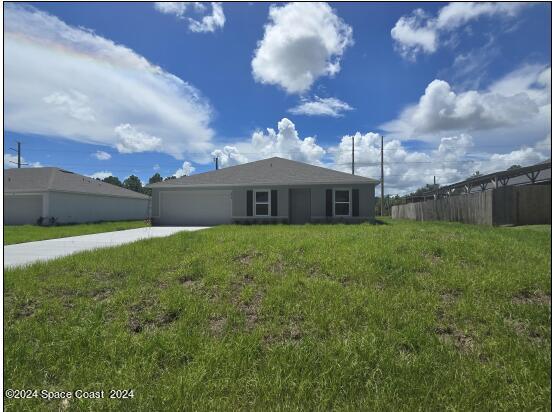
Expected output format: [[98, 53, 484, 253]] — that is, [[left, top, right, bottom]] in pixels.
[[159, 190, 232, 226], [4, 194, 43, 225]]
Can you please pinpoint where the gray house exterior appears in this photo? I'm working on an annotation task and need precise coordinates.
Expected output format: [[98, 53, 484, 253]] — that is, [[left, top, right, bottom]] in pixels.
[[4, 168, 150, 225], [148, 157, 378, 226]]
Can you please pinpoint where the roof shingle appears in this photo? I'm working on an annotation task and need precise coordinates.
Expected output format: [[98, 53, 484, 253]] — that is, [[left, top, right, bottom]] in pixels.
[[148, 157, 379, 188], [4, 167, 150, 199]]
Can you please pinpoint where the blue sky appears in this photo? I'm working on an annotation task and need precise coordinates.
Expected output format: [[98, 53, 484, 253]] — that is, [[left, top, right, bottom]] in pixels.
[[4, 2, 551, 193]]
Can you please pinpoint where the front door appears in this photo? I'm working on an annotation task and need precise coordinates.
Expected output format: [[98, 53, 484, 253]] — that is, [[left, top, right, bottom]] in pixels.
[[289, 189, 311, 224]]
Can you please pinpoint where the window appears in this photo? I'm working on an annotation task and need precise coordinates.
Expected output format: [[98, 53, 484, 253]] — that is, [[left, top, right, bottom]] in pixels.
[[334, 189, 351, 216], [254, 190, 270, 216]]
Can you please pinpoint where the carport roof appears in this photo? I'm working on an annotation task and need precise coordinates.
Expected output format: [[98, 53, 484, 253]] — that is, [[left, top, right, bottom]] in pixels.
[[4, 167, 150, 199], [148, 157, 379, 188]]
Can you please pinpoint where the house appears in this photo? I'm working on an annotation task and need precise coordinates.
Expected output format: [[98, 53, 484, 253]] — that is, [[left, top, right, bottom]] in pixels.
[[147, 157, 379, 226], [4, 167, 150, 225]]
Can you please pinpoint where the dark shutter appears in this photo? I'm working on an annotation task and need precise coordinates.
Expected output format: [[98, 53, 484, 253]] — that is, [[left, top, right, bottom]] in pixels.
[[246, 190, 253, 216], [271, 190, 278, 216], [352, 189, 359, 217], [326, 189, 333, 217]]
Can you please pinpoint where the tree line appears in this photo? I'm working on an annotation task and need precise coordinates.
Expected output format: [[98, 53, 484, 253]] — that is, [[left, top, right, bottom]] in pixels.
[[97, 173, 177, 196]]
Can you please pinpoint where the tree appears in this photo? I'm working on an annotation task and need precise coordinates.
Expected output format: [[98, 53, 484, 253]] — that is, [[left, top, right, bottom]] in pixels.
[[164, 176, 176, 181], [102, 176, 122, 187], [507, 164, 522, 170], [123, 175, 143, 193], [149, 173, 163, 184], [471, 170, 481, 178]]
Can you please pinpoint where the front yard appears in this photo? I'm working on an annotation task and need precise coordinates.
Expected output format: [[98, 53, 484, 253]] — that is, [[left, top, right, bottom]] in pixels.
[[3, 220, 148, 245], [3, 220, 550, 410]]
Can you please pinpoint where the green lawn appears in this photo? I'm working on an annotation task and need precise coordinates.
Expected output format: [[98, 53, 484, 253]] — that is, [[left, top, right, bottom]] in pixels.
[[3, 220, 550, 410], [3, 221, 148, 245]]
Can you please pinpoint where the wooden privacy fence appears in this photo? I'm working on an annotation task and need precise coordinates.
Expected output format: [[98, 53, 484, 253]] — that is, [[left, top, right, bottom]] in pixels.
[[391, 184, 551, 226]]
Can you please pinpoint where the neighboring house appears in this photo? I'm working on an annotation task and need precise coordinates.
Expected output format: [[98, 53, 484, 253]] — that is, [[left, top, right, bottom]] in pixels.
[[147, 157, 379, 226], [4, 167, 150, 225]]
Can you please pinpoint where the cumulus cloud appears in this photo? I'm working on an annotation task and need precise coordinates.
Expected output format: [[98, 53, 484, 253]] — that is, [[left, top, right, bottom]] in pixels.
[[4, 153, 42, 168], [382, 64, 551, 142], [289, 96, 353, 117], [211, 118, 326, 167], [251, 2, 353, 94], [88, 171, 113, 180], [211, 146, 249, 168], [92, 150, 111, 161], [4, 4, 214, 160], [173, 161, 196, 177], [114, 124, 163, 154], [328, 131, 549, 195], [391, 2, 529, 60], [154, 2, 225, 33]]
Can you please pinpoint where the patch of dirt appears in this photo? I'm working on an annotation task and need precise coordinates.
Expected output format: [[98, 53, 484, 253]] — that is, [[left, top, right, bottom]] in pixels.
[[128, 317, 143, 333], [441, 289, 462, 304], [271, 259, 286, 274], [239, 292, 263, 330], [15, 300, 37, 319], [156, 310, 180, 326], [263, 315, 304, 345], [423, 251, 443, 265], [234, 251, 262, 265], [512, 290, 551, 306], [435, 325, 474, 353], [127, 296, 180, 333], [209, 315, 227, 336], [90, 288, 112, 301], [505, 318, 546, 344], [179, 275, 199, 288]]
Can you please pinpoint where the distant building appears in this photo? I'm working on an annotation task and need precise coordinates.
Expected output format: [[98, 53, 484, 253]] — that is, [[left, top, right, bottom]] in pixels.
[[4, 167, 150, 225]]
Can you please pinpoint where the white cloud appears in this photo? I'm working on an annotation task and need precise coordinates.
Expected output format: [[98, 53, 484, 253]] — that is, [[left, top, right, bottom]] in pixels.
[[391, 9, 437, 60], [382, 65, 551, 143], [211, 146, 249, 168], [92, 150, 112, 161], [114, 124, 163, 154], [87, 171, 113, 180], [211, 118, 326, 167], [391, 2, 529, 60], [43, 90, 96, 122], [4, 4, 214, 160], [289, 96, 353, 117], [154, 2, 188, 17], [154, 2, 225, 33], [173, 161, 196, 177], [4, 153, 42, 168], [328, 131, 549, 195], [153, 164, 161, 171], [251, 2, 353, 94]]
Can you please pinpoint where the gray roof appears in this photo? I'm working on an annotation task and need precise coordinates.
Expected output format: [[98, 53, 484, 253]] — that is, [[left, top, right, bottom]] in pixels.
[[148, 157, 379, 188], [4, 167, 150, 199]]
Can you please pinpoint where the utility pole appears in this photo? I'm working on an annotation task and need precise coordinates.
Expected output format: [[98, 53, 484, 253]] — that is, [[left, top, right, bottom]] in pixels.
[[214, 156, 219, 170], [380, 135, 384, 216], [433, 175, 436, 186], [351, 134, 355, 175], [9, 141, 26, 168]]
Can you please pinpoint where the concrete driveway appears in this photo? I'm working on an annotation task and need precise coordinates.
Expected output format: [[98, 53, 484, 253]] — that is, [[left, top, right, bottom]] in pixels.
[[4, 226, 210, 268]]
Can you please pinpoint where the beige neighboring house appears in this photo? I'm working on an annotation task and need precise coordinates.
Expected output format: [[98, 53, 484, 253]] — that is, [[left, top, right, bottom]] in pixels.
[[147, 157, 379, 226], [4, 167, 150, 225]]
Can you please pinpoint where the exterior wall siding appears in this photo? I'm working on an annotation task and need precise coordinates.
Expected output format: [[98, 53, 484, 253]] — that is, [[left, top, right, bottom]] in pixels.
[[47, 192, 149, 224], [153, 184, 376, 226], [4, 193, 44, 225]]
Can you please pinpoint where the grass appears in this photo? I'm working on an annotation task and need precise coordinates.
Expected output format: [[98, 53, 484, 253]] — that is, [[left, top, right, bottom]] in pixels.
[[3, 220, 148, 245], [3, 219, 550, 410]]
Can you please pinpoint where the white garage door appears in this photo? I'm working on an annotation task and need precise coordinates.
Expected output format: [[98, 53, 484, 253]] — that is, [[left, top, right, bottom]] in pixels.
[[4, 195, 43, 225], [159, 190, 232, 226]]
